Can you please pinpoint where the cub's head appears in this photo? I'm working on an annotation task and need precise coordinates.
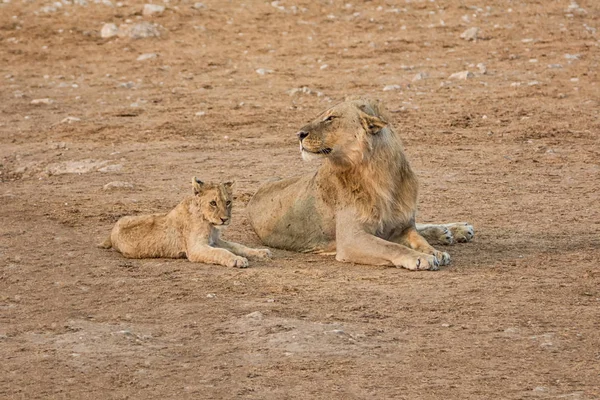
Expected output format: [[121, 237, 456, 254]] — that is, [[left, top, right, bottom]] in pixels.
[[296, 98, 390, 165], [191, 177, 233, 226]]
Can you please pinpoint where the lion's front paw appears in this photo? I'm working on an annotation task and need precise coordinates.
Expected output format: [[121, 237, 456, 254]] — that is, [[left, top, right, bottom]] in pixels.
[[228, 256, 249, 268], [433, 250, 451, 266], [418, 225, 454, 245], [253, 248, 272, 260], [395, 254, 439, 271], [448, 223, 474, 243]]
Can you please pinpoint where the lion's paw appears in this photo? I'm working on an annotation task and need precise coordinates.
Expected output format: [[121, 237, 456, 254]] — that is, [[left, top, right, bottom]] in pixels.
[[396, 254, 439, 271], [253, 248, 272, 260], [447, 223, 474, 243], [433, 250, 451, 266], [418, 225, 454, 245], [228, 256, 249, 268]]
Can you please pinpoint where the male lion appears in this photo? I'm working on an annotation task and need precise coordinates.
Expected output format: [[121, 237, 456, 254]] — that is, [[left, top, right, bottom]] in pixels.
[[100, 178, 271, 268], [247, 98, 473, 271]]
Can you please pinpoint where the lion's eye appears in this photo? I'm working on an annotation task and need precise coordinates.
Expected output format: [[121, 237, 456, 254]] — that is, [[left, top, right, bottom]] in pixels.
[[324, 115, 336, 122], [209, 200, 217, 207], [226, 201, 232, 207]]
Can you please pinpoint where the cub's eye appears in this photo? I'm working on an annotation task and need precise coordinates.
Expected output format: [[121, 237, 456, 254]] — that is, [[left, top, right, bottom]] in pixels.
[[324, 115, 336, 122], [209, 200, 217, 207], [226, 201, 232, 207]]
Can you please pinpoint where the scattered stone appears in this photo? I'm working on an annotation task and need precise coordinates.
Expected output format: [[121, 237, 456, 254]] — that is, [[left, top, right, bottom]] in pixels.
[[521, 38, 534, 43], [31, 98, 53, 105], [206, 293, 216, 298], [570, 78, 579, 82], [529, 59, 538, 63], [137, 53, 158, 61], [460, 27, 479, 41], [118, 22, 162, 39], [412, 72, 427, 81], [142, 4, 165, 16], [100, 23, 118, 38], [194, 111, 206, 116], [193, 2, 205, 9], [528, 81, 540, 86], [476, 63, 487, 74], [256, 68, 274, 75], [441, 323, 451, 328], [245, 311, 264, 320], [118, 81, 135, 89], [547, 64, 563, 69], [60, 116, 81, 124], [320, 64, 329, 70], [98, 164, 123, 173], [566, 1, 587, 15], [564, 53, 580, 60], [45, 160, 108, 175], [448, 71, 474, 80], [510, 82, 521, 87], [103, 181, 134, 191], [287, 86, 323, 97], [383, 84, 402, 91]]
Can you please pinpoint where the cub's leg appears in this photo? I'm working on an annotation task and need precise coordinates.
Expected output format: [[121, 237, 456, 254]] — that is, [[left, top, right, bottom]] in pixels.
[[187, 237, 248, 268], [215, 238, 272, 260], [390, 227, 451, 266], [335, 210, 439, 271], [416, 222, 474, 245]]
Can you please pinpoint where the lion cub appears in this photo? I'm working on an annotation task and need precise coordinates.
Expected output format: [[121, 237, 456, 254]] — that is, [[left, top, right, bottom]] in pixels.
[[100, 178, 271, 268]]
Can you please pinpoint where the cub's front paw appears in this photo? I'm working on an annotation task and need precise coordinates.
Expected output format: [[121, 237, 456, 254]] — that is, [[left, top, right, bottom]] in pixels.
[[448, 223, 474, 243], [433, 250, 451, 266], [253, 248, 272, 260], [395, 254, 439, 271], [227, 256, 249, 268]]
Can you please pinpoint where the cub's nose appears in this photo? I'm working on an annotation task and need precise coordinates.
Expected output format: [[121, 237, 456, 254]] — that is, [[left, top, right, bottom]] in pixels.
[[220, 217, 229, 224], [296, 131, 309, 141]]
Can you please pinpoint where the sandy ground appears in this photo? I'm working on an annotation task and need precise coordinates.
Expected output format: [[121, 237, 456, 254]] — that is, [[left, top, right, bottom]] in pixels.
[[1, 0, 599, 399]]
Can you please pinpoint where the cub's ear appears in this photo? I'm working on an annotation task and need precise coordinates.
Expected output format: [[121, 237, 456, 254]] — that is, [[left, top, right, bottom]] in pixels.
[[223, 181, 235, 189], [359, 111, 387, 135], [192, 177, 204, 195]]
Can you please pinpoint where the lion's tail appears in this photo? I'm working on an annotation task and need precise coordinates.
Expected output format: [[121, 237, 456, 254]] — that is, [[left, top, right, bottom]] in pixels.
[[98, 235, 112, 249]]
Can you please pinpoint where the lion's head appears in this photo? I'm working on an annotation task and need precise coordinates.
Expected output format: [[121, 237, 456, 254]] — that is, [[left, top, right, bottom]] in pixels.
[[191, 178, 233, 226], [297, 98, 392, 166]]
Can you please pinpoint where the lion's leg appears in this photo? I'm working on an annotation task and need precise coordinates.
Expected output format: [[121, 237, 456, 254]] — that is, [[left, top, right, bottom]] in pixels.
[[416, 222, 474, 245], [187, 234, 248, 268], [214, 238, 272, 260], [187, 244, 249, 268], [390, 227, 450, 266], [335, 210, 439, 271]]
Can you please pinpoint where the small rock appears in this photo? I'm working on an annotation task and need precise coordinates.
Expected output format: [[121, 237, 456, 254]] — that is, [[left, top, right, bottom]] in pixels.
[[245, 311, 264, 320], [510, 82, 521, 87], [118, 81, 135, 89], [103, 181, 134, 190], [570, 78, 579, 82], [193, 2, 205, 9], [60, 116, 80, 124], [547, 64, 563, 69], [564, 53, 580, 60], [412, 72, 427, 81], [31, 98, 53, 105], [528, 81, 540, 86], [460, 27, 479, 41], [206, 293, 216, 298], [194, 111, 206, 116], [383, 84, 402, 91], [476, 63, 487, 74], [142, 4, 165, 16], [119, 22, 161, 39], [441, 323, 451, 327], [46, 160, 108, 175], [256, 68, 274, 75], [448, 71, 473, 80], [98, 164, 123, 173], [101, 23, 119, 38], [137, 53, 158, 61]]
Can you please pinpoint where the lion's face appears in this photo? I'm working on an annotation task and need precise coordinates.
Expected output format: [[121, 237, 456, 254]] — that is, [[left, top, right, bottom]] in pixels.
[[191, 178, 233, 226], [296, 99, 388, 164]]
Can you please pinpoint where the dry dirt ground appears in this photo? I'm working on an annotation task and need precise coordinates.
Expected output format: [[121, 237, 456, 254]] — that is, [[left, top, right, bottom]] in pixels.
[[1, 0, 599, 399]]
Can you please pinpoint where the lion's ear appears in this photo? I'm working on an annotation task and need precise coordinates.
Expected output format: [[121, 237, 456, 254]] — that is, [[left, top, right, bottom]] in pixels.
[[359, 111, 387, 135], [192, 177, 204, 195], [223, 181, 235, 190]]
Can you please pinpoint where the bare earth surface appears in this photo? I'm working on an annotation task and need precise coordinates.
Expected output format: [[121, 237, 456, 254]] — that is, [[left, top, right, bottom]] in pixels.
[[1, 0, 599, 399]]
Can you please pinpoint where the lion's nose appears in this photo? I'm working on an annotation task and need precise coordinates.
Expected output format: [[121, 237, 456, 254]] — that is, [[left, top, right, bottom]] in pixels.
[[221, 217, 229, 224], [296, 131, 309, 141]]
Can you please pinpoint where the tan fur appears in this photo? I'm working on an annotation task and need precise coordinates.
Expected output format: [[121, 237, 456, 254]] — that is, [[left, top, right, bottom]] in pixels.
[[247, 98, 473, 270], [100, 178, 271, 268]]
